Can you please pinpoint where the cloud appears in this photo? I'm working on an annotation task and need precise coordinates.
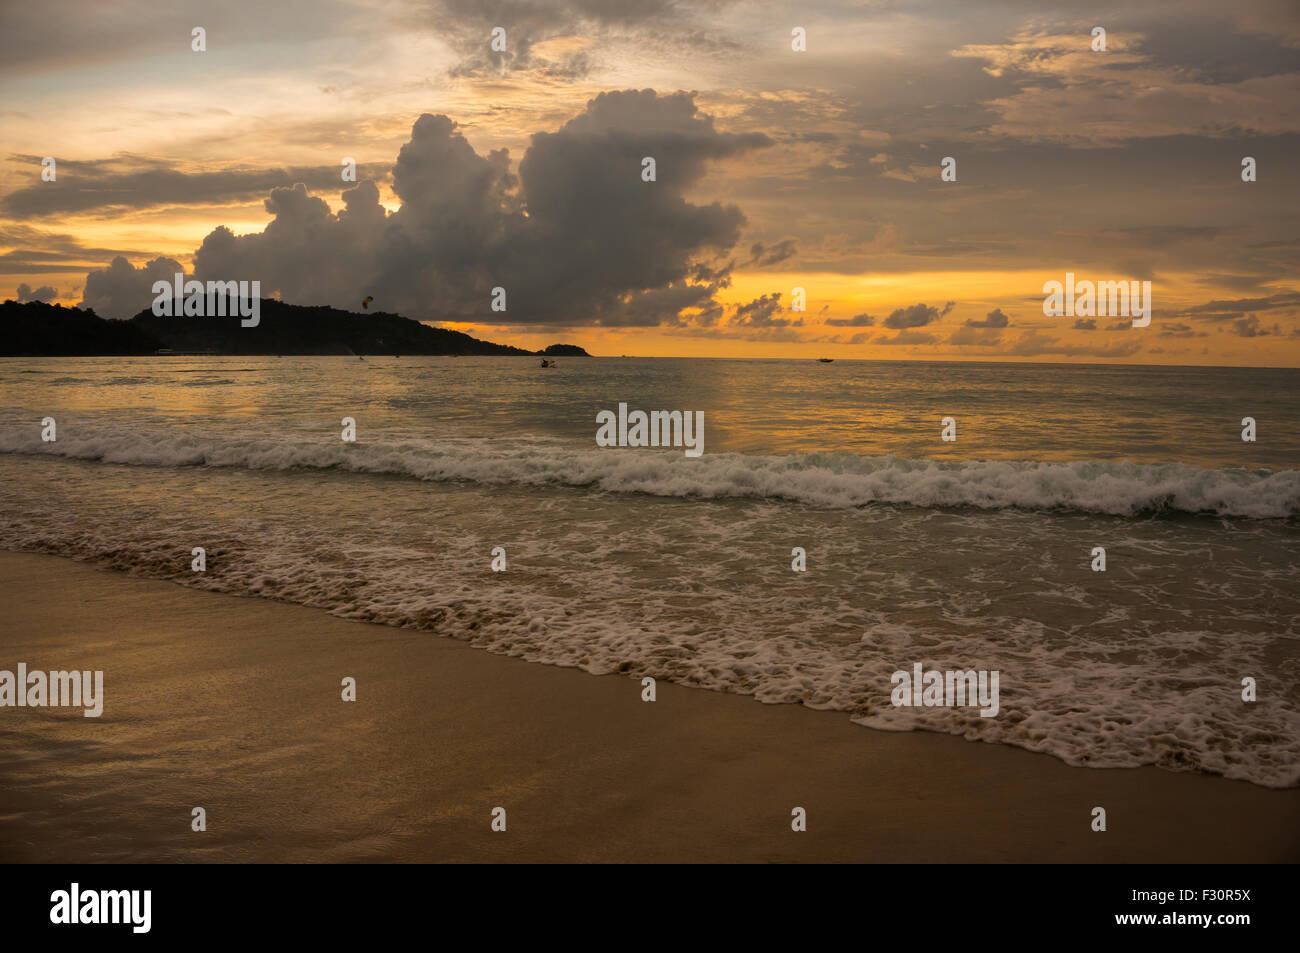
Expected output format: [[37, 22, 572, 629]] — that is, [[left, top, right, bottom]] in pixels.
[[1, 158, 388, 218], [0, 223, 164, 276], [951, 25, 1300, 144], [966, 307, 1009, 328], [87, 92, 771, 327], [825, 312, 875, 327], [79, 255, 184, 318], [744, 239, 798, 267], [1073, 318, 1097, 330], [882, 301, 954, 329], [426, 0, 745, 80], [1193, 274, 1283, 292], [1007, 329, 1142, 358], [1108, 225, 1225, 245], [14, 282, 57, 302], [879, 329, 937, 346], [0, 0, 364, 77], [1173, 291, 1300, 321], [730, 292, 799, 328], [13, 5, 1298, 362], [948, 325, 1002, 346], [870, 223, 902, 252], [1232, 315, 1281, 337], [1158, 322, 1206, 338]]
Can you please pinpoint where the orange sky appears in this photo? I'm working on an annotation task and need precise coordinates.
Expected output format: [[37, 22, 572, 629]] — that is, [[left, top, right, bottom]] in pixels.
[[3, 0, 1298, 365]]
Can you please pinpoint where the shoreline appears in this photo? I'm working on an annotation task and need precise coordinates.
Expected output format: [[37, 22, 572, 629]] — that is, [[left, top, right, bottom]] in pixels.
[[1, 550, 1297, 863]]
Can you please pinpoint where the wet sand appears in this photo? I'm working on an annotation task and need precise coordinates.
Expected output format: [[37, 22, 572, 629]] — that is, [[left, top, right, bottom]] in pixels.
[[1, 550, 1296, 863]]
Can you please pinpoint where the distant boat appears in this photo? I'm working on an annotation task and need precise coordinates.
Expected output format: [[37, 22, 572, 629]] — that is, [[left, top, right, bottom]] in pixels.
[[540, 358, 556, 368], [817, 357, 834, 363]]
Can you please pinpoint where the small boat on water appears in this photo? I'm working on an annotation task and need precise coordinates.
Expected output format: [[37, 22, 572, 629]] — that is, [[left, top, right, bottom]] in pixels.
[[817, 357, 834, 363], [540, 359, 557, 368]]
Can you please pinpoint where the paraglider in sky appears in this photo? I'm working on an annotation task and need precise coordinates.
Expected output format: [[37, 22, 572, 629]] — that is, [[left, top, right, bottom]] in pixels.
[[362, 296, 373, 310]]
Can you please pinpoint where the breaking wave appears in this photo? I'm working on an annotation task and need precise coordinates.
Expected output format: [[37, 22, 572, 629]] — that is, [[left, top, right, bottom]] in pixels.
[[3, 424, 1297, 518]]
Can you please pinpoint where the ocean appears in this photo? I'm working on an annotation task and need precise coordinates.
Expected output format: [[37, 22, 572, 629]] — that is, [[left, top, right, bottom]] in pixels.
[[2, 356, 1297, 787]]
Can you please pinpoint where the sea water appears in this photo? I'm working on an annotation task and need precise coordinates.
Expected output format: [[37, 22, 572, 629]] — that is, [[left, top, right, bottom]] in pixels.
[[1, 356, 1296, 786]]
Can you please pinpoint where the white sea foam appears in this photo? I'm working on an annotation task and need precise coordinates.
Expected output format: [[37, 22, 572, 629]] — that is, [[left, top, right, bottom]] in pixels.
[[1, 460, 1296, 789], [3, 424, 1297, 518], [3, 414, 1297, 789]]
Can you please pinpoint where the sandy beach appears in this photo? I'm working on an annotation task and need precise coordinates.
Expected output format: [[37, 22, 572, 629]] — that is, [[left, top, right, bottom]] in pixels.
[[1, 550, 1296, 863]]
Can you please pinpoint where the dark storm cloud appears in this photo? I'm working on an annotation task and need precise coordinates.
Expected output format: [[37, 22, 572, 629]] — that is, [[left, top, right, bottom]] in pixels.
[[599, 283, 721, 327], [85, 91, 770, 326], [2, 159, 388, 218]]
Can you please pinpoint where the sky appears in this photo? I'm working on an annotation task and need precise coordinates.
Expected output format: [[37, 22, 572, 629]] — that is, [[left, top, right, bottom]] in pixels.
[[2, 0, 1298, 364]]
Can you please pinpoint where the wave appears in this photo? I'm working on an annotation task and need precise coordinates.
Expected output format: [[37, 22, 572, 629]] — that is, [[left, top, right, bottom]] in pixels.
[[2, 515, 1297, 789], [2, 424, 1297, 517]]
